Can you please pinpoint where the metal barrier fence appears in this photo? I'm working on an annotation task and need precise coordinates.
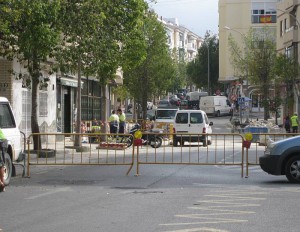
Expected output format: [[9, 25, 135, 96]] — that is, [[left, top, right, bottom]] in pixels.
[[26, 133, 135, 177], [134, 133, 246, 177], [25, 131, 295, 179]]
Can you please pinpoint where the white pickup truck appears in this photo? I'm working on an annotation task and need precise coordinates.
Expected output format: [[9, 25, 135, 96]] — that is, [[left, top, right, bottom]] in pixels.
[[0, 97, 25, 185]]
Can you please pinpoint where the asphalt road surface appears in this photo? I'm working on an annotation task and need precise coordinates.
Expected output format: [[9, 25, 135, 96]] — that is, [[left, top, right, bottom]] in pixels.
[[1, 115, 298, 232]]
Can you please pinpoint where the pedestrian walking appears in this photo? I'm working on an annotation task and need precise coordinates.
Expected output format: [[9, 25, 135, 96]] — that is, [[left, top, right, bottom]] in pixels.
[[108, 110, 119, 135], [117, 108, 126, 134], [291, 112, 299, 133], [284, 115, 291, 133]]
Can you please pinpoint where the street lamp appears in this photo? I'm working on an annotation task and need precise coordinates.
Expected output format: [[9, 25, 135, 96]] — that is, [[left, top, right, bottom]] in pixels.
[[202, 40, 210, 95], [224, 26, 249, 97], [224, 26, 249, 123]]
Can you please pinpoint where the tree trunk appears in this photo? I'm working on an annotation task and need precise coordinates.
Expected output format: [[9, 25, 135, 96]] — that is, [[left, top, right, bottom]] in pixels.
[[31, 75, 41, 151], [74, 60, 82, 147], [100, 85, 108, 141]]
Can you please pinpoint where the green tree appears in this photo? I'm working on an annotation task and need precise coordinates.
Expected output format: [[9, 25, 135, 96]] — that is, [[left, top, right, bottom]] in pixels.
[[168, 48, 187, 93], [228, 28, 277, 120], [187, 32, 219, 94], [123, 11, 177, 119], [274, 53, 300, 116], [0, 0, 61, 150], [56, 0, 147, 146]]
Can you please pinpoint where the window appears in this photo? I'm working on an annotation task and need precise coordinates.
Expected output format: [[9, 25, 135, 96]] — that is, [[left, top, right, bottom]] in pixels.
[[0, 103, 16, 128], [280, 20, 283, 36], [190, 113, 203, 124], [81, 79, 102, 120], [175, 113, 188, 124], [251, 2, 276, 24], [39, 92, 48, 117]]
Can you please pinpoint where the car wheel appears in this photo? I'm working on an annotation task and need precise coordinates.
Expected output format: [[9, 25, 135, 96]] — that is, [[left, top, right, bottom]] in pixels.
[[208, 140, 212, 145], [150, 137, 162, 148], [285, 155, 300, 183], [3, 152, 12, 186]]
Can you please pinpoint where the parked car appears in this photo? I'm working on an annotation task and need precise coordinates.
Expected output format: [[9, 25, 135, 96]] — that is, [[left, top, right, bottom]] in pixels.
[[157, 100, 172, 108], [169, 95, 181, 106], [179, 100, 188, 109], [176, 93, 185, 100], [259, 136, 300, 183], [173, 110, 213, 147]]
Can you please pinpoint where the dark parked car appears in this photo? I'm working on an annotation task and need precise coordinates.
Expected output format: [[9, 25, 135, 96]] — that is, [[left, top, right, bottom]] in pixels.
[[169, 95, 181, 106], [259, 136, 300, 183], [157, 100, 172, 108]]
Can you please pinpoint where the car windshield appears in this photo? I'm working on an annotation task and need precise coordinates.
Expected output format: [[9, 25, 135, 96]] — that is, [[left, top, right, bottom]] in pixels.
[[158, 100, 169, 105], [156, 109, 177, 119]]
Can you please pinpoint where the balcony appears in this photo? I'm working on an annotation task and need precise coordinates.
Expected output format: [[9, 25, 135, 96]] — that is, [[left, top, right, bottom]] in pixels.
[[187, 43, 197, 52], [283, 25, 298, 46]]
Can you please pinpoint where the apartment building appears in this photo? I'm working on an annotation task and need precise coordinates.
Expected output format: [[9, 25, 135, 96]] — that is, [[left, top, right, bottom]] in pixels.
[[276, 0, 300, 114], [219, 0, 277, 106], [159, 17, 202, 63]]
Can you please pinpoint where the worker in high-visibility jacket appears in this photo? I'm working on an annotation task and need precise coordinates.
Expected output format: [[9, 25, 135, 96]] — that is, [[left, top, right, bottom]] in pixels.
[[117, 108, 126, 134], [291, 112, 299, 133], [0, 128, 6, 192], [108, 110, 119, 134]]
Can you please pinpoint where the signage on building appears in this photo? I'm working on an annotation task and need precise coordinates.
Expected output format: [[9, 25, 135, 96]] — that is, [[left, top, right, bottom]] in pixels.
[[59, 77, 83, 88]]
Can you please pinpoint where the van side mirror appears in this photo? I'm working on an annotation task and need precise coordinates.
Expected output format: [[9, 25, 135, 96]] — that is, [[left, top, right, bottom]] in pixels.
[[209, 122, 213, 126]]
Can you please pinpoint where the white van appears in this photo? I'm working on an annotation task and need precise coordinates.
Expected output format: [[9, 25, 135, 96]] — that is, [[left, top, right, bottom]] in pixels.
[[0, 97, 24, 185], [173, 110, 213, 147], [200, 96, 231, 117], [185, 91, 208, 101]]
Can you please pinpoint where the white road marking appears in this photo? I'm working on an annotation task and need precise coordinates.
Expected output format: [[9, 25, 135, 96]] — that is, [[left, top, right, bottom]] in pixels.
[[160, 217, 248, 226], [187, 207, 255, 214], [203, 194, 266, 201], [25, 187, 72, 200], [163, 227, 230, 232], [161, 187, 268, 231]]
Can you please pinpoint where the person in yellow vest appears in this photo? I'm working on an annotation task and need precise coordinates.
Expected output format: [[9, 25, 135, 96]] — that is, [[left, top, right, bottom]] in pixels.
[[0, 128, 6, 192], [108, 110, 119, 134], [291, 112, 299, 133], [117, 108, 126, 134]]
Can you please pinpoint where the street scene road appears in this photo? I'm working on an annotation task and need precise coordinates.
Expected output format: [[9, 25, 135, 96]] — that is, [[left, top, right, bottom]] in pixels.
[[1, 115, 298, 232]]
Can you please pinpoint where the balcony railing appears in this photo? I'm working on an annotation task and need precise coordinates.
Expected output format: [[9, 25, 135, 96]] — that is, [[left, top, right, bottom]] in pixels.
[[187, 43, 197, 52], [283, 25, 298, 45]]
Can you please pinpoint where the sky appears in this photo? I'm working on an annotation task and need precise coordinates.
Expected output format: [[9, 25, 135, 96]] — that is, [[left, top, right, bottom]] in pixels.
[[148, 0, 219, 38]]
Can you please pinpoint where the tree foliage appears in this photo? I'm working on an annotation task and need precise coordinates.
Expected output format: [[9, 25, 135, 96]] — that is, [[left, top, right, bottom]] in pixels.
[[274, 53, 300, 116], [0, 0, 61, 150], [186, 32, 219, 94], [228, 28, 277, 120], [123, 11, 177, 119], [0, 0, 148, 147]]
